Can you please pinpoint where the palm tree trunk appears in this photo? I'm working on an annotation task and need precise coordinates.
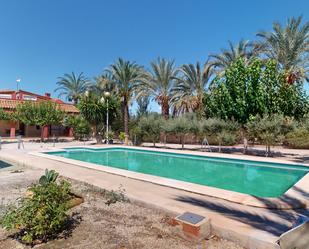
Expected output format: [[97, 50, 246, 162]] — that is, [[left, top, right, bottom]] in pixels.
[[197, 95, 204, 119], [123, 97, 129, 145], [161, 99, 169, 119]]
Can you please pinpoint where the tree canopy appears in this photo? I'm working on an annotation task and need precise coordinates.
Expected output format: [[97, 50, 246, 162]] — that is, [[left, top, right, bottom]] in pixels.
[[205, 58, 309, 123]]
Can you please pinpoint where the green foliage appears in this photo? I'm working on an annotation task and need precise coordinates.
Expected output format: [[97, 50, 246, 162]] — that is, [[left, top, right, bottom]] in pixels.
[[209, 39, 257, 72], [104, 185, 127, 206], [0, 108, 10, 120], [55, 72, 92, 104], [205, 58, 309, 123], [39, 169, 59, 186], [256, 16, 309, 84], [246, 114, 295, 155], [78, 93, 118, 143], [165, 114, 200, 149], [105, 58, 147, 140], [15, 101, 65, 127], [217, 131, 237, 146], [64, 115, 91, 140], [135, 57, 177, 119], [119, 132, 126, 143], [285, 128, 309, 149], [1, 171, 71, 244], [138, 114, 163, 146], [200, 118, 239, 150], [106, 130, 114, 140], [172, 62, 213, 118], [136, 96, 150, 117], [129, 121, 143, 146], [14, 101, 65, 141]]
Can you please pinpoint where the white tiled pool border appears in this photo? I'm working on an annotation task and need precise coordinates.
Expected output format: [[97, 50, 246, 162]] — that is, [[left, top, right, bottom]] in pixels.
[[30, 145, 309, 209]]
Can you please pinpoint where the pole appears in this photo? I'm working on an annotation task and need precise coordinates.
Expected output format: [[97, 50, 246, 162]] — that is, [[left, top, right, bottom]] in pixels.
[[106, 98, 109, 144]]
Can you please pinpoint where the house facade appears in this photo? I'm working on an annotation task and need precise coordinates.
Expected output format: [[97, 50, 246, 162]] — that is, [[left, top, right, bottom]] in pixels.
[[0, 89, 79, 138]]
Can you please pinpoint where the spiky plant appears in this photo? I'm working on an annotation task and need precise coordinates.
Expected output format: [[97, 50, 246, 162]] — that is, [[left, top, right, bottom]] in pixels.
[[39, 169, 59, 186]]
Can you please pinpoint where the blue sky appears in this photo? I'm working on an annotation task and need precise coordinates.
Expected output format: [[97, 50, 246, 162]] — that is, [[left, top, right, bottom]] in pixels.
[[0, 0, 309, 112]]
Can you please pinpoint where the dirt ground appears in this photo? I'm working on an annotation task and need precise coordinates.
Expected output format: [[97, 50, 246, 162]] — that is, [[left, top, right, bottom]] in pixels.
[[0, 163, 244, 249]]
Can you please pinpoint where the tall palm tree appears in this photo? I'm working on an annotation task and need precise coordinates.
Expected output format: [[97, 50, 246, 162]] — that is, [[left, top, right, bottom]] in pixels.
[[105, 58, 146, 144], [55, 72, 91, 104], [256, 16, 309, 84], [172, 62, 213, 117], [135, 58, 177, 119], [209, 39, 257, 72]]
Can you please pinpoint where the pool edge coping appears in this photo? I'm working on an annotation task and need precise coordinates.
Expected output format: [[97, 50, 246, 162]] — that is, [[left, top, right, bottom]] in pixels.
[[29, 145, 309, 209]]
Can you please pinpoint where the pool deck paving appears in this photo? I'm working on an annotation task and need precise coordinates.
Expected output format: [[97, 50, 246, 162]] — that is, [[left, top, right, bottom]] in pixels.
[[0, 141, 308, 249]]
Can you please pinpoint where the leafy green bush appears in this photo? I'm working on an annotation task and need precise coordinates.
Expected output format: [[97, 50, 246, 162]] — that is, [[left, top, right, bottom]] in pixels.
[[64, 115, 91, 140], [1, 171, 71, 244], [0, 108, 10, 120], [217, 131, 237, 146], [285, 128, 309, 149], [119, 132, 126, 143]]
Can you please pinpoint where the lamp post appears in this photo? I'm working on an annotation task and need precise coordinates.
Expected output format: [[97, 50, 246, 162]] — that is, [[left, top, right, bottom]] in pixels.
[[102, 91, 110, 144], [16, 78, 21, 91]]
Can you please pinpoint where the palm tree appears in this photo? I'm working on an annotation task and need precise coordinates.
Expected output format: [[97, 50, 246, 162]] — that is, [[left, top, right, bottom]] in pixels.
[[172, 62, 213, 117], [209, 39, 257, 72], [92, 73, 116, 95], [105, 58, 146, 144], [256, 16, 309, 84], [135, 58, 177, 119], [136, 96, 150, 117], [55, 72, 91, 104]]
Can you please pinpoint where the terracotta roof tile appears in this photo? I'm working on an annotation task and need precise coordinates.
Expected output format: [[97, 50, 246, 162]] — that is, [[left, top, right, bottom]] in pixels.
[[0, 99, 79, 113]]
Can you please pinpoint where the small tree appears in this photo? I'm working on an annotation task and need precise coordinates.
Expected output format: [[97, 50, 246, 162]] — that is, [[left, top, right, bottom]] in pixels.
[[138, 114, 163, 147], [78, 93, 118, 144], [168, 115, 199, 149], [14, 102, 65, 141], [246, 114, 294, 156], [201, 118, 239, 152]]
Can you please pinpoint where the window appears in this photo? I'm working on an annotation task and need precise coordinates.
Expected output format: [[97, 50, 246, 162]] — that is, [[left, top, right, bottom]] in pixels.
[[23, 95, 37, 101], [0, 94, 12, 99]]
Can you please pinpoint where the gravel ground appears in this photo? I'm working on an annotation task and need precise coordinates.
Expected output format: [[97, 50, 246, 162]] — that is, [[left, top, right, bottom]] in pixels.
[[0, 162, 244, 249]]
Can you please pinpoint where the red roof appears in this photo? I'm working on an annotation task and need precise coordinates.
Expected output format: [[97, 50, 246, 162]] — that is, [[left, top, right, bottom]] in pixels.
[[0, 89, 79, 113], [0, 99, 79, 113]]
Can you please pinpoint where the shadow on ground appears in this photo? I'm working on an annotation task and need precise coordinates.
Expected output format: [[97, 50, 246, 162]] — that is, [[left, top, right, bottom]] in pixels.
[[0, 160, 12, 169], [174, 194, 309, 237]]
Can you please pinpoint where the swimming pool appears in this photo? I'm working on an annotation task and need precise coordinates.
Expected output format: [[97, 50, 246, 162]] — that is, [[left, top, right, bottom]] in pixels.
[[46, 147, 308, 198]]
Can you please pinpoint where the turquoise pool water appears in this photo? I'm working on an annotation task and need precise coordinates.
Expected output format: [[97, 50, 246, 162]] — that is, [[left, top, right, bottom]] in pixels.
[[47, 147, 309, 197]]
